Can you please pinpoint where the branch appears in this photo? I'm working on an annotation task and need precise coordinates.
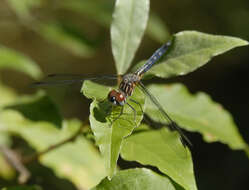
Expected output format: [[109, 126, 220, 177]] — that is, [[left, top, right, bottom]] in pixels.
[[0, 145, 30, 184], [22, 125, 85, 164]]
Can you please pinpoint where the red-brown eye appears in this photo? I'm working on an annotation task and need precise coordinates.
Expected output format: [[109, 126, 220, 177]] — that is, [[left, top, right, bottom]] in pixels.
[[116, 93, 125, 102]]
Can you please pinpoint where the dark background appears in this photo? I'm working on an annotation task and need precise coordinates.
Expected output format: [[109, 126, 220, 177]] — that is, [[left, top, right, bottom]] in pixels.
[[0, 0, 248, 189]]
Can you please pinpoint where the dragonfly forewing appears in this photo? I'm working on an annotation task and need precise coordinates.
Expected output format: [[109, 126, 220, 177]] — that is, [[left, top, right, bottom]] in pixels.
[[32, 74, 118, 87]]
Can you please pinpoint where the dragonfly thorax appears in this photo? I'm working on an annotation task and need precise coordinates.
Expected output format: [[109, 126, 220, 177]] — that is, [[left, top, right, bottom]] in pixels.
[[108, 89, 126, 106]]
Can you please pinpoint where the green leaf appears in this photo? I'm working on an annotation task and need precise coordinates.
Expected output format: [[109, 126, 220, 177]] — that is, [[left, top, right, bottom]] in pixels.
[[7, 0, 42, 21], [111, 0, 150, 74], [146, 13, 170, 43], [2, 185, 42, 190], [145, 84, 246, 150], [0, 46, 42, 79], [145, 31, 249, 78], [0, 82, 17, 108], [38, 23, 95, 57], [91, 168, 177, 190], [121, 128, 196, 190], [81, 80, 113, 101], [5, 91, 62, 128], [82, 81, 145, 178], [0, 110, 106, 189]]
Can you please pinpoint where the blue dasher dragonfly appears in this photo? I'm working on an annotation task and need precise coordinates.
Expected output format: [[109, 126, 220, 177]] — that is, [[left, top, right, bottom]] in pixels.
[[34, 42, 191, 147]]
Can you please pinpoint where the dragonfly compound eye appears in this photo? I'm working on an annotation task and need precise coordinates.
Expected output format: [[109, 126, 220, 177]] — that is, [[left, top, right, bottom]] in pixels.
[[108, 90, 118, 105]]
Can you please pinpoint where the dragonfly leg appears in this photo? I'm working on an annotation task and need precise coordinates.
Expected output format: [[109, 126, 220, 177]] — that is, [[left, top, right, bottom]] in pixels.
[[110, 106, 124, 126], [129, 98, 144, 115], [126, 102, 137, 127]]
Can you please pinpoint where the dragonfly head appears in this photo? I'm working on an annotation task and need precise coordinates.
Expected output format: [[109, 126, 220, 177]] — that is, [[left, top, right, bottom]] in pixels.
[[108, 90, 126, 106]]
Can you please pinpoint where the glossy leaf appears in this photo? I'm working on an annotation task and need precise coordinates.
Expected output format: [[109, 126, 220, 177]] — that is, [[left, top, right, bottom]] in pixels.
[[145, 84, 246, 150], [38, 23, 95, 57], [92, 168, 177, 190], [145, 31, 249, 78], [0, 46, 42, 79], [121, 127, 196, 190], [82, 81, 145, 178], [111, 0, 150, 74]]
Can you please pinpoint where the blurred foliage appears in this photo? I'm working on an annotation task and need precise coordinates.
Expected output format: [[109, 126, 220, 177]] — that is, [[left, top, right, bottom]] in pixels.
[[0, 0, 249, 190]]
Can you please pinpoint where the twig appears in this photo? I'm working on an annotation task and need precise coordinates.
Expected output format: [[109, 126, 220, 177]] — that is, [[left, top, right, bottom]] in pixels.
[[23, 125, 85, 164], [0, 145, 30, 184]]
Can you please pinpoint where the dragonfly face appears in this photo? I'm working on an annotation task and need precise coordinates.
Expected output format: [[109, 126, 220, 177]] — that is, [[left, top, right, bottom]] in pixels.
[[108, 89, 126, 106]]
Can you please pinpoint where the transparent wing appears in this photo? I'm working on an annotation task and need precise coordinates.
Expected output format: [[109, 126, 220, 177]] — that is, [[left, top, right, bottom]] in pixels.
[[138, 81, 192, 147], [32, 74, 118, 87]]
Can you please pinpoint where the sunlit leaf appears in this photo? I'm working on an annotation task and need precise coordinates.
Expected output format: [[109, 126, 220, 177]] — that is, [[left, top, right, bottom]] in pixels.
[[111, 0, 150, 74], [38, 23, 95, 57], [82, 81, 145, 178], [121, 127, 196, 190], [91, 168, 177, 190], [145, 31, 249, 78], [0, 46, 42, 79], [145, 83, 246, 150], [147, 13, 170, 43]]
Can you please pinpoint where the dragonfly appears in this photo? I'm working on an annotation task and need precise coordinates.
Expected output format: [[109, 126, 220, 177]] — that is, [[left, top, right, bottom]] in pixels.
[[34, 42, 191, 147]]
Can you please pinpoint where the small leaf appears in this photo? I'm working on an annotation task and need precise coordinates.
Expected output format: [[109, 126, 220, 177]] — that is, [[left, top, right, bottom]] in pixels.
[[111, 0, 150, 74], [146, 13, 170, 43], [1, 185, 42, 190], [91, 168, 177, 190], [145, 31, 249, 78], [121, 127, 196, 190], [82, 81, 145, 178], [0, 46, 42, 79], [5, 91, 62, 128], [145, 84, 246, 150], [38, 23, 95, 57]]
